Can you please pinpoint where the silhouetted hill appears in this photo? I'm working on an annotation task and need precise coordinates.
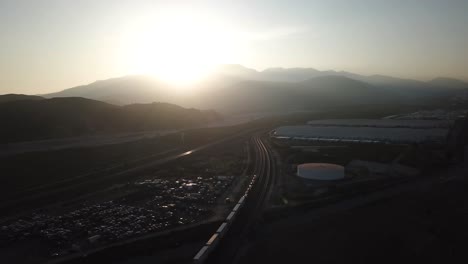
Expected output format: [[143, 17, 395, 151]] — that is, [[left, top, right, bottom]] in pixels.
[[0, 94, 43, 103], [43, 76, 182, 105], [0, 98, 221, 143]]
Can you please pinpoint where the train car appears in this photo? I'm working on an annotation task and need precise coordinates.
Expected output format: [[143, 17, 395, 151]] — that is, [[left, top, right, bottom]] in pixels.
[[216, 222, 228, 239], [226, 211, 236, 222], [206, 233, 220, 248], [193, 245, 209, 263]]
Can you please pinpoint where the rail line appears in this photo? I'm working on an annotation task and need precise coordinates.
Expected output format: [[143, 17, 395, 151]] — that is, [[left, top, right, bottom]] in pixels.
[[195, 135, 277, 263]]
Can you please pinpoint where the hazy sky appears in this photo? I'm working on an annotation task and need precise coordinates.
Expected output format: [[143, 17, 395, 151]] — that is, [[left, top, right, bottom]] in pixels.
[[1, 0, 468, 94]]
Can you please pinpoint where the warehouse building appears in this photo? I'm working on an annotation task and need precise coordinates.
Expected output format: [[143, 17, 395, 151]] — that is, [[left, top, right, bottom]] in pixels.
[[271, 125, 448, 145], [306, 119, 453, 129]]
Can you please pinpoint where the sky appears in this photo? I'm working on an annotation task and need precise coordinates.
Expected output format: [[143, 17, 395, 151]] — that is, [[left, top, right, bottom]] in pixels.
[[1, 0, 468, 94]]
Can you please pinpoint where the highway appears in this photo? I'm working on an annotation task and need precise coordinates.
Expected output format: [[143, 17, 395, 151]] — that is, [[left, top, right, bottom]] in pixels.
[[205, 135, 277, 264]]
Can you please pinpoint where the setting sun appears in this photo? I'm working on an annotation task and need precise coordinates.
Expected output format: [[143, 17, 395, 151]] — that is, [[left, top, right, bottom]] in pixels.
[[124, 9, 239, 85]]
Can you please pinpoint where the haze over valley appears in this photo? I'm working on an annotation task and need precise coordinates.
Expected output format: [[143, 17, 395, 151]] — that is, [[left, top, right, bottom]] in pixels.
[[1, 1, 468, 264]]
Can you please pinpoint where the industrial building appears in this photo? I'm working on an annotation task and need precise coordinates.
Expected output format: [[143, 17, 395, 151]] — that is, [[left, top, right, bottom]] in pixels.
[[271, 116, 468, 164], [306, 119, 453, 129], [272, 125, 448, 144]]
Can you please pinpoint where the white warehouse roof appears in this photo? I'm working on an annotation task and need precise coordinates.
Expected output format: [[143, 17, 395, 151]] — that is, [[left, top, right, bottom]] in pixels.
[[297, 163, 345, 181], [273, 125, 448, 144], [306, 119, 453, 129]]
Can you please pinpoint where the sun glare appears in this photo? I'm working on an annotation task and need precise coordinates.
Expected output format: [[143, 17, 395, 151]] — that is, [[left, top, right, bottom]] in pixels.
[[124, 9, 239, 86]]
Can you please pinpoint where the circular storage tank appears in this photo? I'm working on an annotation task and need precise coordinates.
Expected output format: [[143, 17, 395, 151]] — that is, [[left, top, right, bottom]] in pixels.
[[297, 163, 345, 181]]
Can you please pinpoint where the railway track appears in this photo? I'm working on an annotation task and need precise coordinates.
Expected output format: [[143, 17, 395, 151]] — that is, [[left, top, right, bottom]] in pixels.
[[204, 135, 277, 264]]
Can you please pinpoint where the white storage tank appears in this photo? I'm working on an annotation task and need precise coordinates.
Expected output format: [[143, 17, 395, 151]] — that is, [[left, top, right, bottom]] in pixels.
[[297, 163, 345, 181]]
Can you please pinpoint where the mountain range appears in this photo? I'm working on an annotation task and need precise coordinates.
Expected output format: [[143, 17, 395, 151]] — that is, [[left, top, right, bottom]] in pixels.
[[2, 65, 467, 142], [42, 65, 468, 113]]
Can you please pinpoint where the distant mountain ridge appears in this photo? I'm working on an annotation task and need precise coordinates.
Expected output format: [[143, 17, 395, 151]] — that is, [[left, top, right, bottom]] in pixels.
[[44, 76, 178, 106], [41, 65, 468, 113], [0, 94, 44, 104]]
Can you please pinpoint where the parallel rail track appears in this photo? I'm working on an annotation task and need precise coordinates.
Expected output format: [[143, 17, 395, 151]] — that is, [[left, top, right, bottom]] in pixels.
[[205, 135, 276, 264]]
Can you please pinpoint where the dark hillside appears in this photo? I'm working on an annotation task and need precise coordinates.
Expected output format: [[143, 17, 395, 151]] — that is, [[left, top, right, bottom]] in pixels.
[[0, 98, 221, 143]]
